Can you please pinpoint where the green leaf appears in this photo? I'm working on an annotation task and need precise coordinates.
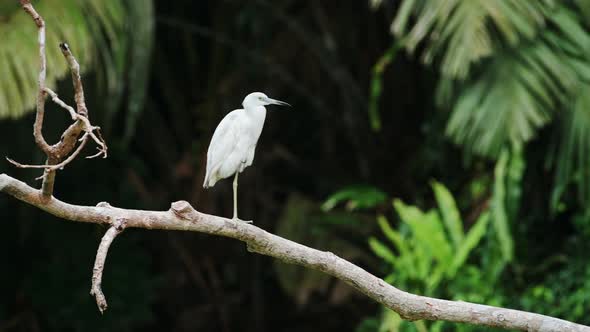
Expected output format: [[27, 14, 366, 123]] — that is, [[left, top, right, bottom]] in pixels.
[[394, 199, 453, 274], [574, 0, 590, 22], [431, 180, 464, 248], [368, 238, 398, 266], [449, 211, 490, 276], [376, 215, 416, 276], [368, 41, 403, 132], [322, 185, 387, 212], [122, 0, 154, 146], [492, 149, 514, 261], [553, 82, 590, 209], [443, 5, 590, 157], [392, 0, 551, 78], [0, 0, 125, 119], [505, 143, 525, 220], [377, 215, 406, 254], [378, 309, 403, 332]]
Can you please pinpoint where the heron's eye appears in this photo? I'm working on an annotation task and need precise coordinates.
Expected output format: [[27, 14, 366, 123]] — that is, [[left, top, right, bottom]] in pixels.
[[258, 96, 263, 100]]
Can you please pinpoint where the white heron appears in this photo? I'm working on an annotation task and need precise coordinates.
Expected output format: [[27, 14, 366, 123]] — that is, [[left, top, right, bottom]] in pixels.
[[203, 92, 290, 222]]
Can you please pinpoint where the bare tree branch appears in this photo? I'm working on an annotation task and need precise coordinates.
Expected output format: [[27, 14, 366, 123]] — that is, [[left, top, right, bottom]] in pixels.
[[0, 174, 587, 332], [6, 136, 88, 173], [11, 0, 108, 198], [19, 0, 51, 155], [90, 216, 126, 313], [43, 88, 107, 158], [59, 42, 88, 118]]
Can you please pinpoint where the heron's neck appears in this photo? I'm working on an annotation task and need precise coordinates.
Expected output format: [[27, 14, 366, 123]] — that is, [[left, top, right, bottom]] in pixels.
[[244, 105, 267, 121]]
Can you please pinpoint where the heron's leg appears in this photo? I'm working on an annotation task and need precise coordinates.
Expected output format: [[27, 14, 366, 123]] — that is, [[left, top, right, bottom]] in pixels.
[[232, 171, 252, 223], [232, 172, 239, 219]]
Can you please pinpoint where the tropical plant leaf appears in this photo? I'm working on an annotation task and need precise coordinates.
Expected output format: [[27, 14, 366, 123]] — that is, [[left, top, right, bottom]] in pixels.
[[391, 0, 552, 79], [368, 237, 398, 265], [121, 0, 154, 146], [553, 82, 590, 209], [378, 309, 403, 332], [573, 0, 590, 25], [377, 215, 408, 257], [0, 0, 125, 119], [322, 185, 387, 212], [441, 5, 590, 157], [376, 215, 417, 277], [393, 199, 453, 278], [449, 211, 490, 276], [491, 149, 514, 261], [368, 42, 403, 132], [431, 180, 464, 247]]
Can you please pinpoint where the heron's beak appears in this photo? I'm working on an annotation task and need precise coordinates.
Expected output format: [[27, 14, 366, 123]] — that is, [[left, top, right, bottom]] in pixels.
[[267, 98, 291, 107]]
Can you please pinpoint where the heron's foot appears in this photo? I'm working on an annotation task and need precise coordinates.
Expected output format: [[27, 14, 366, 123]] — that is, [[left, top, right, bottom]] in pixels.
[[232, 217, 253, 224]]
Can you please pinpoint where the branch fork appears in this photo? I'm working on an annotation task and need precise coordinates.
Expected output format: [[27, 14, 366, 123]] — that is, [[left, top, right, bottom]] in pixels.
[[6, 4, 107, 193]]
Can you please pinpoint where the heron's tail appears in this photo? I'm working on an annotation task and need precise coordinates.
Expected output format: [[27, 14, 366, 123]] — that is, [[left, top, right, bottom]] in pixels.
[[203, 171, 218, 188], [203, 174, 211, 188]]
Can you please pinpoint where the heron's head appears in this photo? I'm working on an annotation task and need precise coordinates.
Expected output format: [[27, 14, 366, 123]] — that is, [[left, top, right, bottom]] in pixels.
[[242, 92, 291, 109]]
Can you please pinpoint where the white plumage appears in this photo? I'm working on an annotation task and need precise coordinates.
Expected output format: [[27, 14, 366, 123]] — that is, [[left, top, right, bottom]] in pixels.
[[203, 92, 290, 221], [203, 108, 264, 188]]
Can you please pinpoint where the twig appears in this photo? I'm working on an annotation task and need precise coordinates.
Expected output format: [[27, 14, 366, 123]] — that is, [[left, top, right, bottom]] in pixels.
[[6, 136, 88, 174], [19, 0, 51, 155], [43, 87, 77, 120], [0, 174, 588, 332], [90, 217, 126, 314], [19, 0, 55, 196], [44, 88, 107, 158], [59, 42, 88, 117]]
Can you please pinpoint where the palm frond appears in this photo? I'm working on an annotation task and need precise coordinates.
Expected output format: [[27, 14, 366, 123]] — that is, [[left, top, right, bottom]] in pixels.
[[122, 0, 154, 145], [0, 0, 125, 119], [444, 7, 590, 157], [392, 0, 553, 79], [574, 0, 590, 23], [553, 83, 590, 210]]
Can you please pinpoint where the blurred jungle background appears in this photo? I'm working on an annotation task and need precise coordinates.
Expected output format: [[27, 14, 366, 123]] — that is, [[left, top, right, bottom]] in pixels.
[[1, 0, 590, 331]]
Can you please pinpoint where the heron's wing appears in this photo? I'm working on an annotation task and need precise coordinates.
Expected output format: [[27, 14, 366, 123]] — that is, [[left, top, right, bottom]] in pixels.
[[204, 110, 241, 186], [245, 143, 256, 167]]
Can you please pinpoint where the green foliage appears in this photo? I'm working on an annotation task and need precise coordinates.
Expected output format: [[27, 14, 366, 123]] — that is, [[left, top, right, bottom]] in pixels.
[[372, 3, 590, 326], [552, 83, 590, 210], [520, 218, 590, 325], [365, 182, 492, 331], [444, 6, 590, 157], [0, 0, 154, 142], [391, 0, 552, 79], [575, 0, 590, 21], [431, 181, 463, 247], [118, 1, 155, 145], [322, 185, 388, 212], [368, 42, 403, 131], [370, 182, 489, 294], [0, 0, 125, 119], [491, 150, 514, 261], [376, 0, 590, 217]]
